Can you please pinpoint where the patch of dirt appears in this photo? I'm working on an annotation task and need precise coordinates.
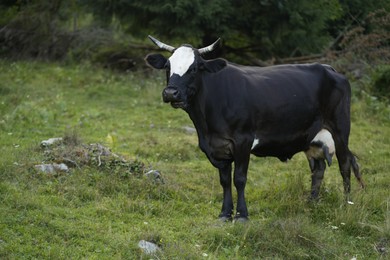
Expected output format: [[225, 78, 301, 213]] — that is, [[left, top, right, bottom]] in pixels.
[[38, 132, 146, 178]]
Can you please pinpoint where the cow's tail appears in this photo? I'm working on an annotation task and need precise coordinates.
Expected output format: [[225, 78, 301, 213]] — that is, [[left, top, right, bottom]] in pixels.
[[350, 152, 365, 189]]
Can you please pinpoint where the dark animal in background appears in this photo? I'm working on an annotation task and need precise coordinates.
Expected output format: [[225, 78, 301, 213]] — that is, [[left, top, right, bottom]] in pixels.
[[145, 35, 365, 222]]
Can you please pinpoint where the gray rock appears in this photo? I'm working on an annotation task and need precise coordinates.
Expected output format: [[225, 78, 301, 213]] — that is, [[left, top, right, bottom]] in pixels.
[[34, 163, 69, 174], [41, 138, 63, 147], [145, 170, 164, 184], [138, 240, 160, 255], [182, 126, 196, 134]]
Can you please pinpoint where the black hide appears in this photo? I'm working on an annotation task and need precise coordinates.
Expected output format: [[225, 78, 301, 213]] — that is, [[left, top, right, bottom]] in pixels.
[[146, 50, 365, 221]]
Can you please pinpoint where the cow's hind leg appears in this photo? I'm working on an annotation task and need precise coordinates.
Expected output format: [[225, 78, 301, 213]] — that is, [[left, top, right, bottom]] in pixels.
[[308, 158, 326, 200], [351, 154, 365, 189], [336, 147, 365, 199], [327, 76, 365, 199], [218, 164, 234, 221], [332, 109, 365, 195], [332, 120, 365, 198], [336, 146, 352, 196]]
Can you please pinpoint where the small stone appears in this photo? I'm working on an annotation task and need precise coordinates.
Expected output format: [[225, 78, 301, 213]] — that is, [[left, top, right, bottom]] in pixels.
[[145, 170, 164, 183], [41, 138, 63, 147], [34, 163, 69, 174], [377, 247, 386, 254], [55, 163, 69, 172], [138, 240, 160, 255], [182, 126, 196, 134]]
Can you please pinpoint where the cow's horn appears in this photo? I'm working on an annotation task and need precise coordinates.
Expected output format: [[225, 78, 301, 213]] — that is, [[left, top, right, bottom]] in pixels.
[[198, 38, 221, 55], [148, 35, 175, 53]]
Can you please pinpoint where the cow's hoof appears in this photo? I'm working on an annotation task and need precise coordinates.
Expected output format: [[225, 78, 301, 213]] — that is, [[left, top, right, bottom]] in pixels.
[[219, 215, 233, 222], [308, 196, 319, 203], [308, 191, 320, 202], [233, 216, 249, 223]]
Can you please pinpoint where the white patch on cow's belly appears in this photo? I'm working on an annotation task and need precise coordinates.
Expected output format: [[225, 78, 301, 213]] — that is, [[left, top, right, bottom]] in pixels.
[[305, 129, 335, 159], [313, 129, 335, 154], [169, 46, 195, 77], [251, 138, 260, 150]]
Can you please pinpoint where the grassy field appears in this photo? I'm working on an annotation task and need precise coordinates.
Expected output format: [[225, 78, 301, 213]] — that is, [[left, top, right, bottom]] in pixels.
[[0, 60, 389, 259]]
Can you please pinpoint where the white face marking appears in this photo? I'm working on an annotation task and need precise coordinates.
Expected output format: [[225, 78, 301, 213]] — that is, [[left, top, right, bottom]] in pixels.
[[251, 138, 260, 150], [168, 46, 195, 77]]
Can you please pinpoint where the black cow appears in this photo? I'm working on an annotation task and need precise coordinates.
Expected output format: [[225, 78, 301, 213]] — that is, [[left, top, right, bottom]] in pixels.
[[145, 36, 365, 222]]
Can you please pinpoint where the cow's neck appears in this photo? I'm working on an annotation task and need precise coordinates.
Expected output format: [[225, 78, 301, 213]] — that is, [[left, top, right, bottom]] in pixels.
[[186, 78, 210, 143], [185, 76, 234, 168]]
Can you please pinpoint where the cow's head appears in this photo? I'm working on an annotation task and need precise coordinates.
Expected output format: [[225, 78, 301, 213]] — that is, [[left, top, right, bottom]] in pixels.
[[145, 35, 226, 110]]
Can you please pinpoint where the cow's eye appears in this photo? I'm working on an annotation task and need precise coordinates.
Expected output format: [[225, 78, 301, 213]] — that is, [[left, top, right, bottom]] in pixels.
[[164, 63, 170, 70]]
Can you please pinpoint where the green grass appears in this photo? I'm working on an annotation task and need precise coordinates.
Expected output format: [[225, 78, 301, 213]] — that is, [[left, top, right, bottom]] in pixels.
[[0, 60, 389, 259]]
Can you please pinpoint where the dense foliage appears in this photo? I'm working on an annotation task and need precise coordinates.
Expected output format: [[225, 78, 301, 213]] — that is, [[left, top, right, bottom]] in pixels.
[[0, 0, 389, 61]]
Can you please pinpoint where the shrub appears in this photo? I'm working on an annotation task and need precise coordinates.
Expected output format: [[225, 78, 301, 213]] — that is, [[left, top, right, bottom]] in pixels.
[[372, 66, 390, 101]]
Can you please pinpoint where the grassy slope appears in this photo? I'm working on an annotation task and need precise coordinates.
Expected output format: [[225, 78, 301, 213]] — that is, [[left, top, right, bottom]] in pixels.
[[0, 60, 389, 259]]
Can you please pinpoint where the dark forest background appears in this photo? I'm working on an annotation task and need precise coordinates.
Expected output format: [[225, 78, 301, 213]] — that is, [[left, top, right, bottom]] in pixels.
[[0, 0, 389, 73]]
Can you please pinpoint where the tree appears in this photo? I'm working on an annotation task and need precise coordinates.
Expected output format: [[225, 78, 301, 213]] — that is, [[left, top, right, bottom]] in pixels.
[[1, 0, 388, 62], [0, 0, 75, 59], [81, 0, 343, 60]]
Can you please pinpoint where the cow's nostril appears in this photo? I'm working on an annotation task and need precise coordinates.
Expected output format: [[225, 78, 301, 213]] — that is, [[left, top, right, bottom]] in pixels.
[[163, 87, 180, 102]]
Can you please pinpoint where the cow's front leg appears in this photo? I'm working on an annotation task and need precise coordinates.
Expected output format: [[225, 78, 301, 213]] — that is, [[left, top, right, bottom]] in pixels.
[[218, 164, 233, 221], [234, 154, 250, 222]]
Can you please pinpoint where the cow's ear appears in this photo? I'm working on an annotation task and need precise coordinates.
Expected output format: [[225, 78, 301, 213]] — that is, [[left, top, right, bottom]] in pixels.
[[201, 58, 227, 73], [145, 53, 167, 69]]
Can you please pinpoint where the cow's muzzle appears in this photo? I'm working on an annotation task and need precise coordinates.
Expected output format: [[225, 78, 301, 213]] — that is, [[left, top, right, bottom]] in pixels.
[[162, 87, 185, 109], [162, 87, 180, 102]]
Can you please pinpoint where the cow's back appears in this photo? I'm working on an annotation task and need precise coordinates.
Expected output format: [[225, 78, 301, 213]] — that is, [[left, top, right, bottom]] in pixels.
[[202, 63, 329, 128]]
